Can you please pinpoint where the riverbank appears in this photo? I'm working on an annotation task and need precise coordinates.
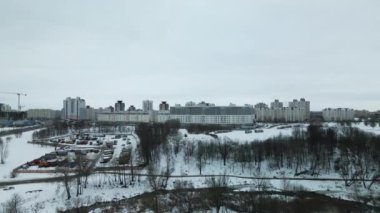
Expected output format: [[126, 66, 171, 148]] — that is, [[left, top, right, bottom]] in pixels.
[[0, 125, 43, 137]]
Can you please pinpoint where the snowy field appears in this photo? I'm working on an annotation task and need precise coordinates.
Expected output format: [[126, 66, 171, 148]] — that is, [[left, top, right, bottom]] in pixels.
[[179, 124, 307, 144], [0, 176, 152, 212], [352, 122, 380, 135], [1, 123, 379, 212]]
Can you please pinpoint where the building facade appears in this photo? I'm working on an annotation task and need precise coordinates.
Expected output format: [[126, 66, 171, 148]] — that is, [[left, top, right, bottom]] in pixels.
[[0, 103, 12, 112], [98, 102, 254, 125], [97, 111, 154, 123], [142, 100, 153, 112], [27, 109, 61, 120], [168, 104, 254, 125], [159, 101, 169, 111], [127, 105, 136, 111], [254, 98, 310, 122], [322, 108, 355, 121], [115, 100, 125, 112], [85, 106, 99, 121], [62, 97, 86, 120]]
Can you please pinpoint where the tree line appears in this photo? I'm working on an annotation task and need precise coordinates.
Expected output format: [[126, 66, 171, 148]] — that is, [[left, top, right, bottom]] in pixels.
[[176, 125, 380, 189]]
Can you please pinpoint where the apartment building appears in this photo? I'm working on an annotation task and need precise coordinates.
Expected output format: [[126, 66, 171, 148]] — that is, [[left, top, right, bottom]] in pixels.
[[159, 101, 169, 111], [27, 109, 61, 120], [322, 108, 354, 121], [0, 103, 12, 112], [115, 100, 125, 112], [97, 111, 154, 123], [254, 98, 310, 122], [168, 103, 254, 125], [62, 97, 86, 120], [98, 102, 255, 125], [142, 100, 153, 112]]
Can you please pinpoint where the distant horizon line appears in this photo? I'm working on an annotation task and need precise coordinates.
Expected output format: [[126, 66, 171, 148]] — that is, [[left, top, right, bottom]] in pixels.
[[2, 97, 379, 112]]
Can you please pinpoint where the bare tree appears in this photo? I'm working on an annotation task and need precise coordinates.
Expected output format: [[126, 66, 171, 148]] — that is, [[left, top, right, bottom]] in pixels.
[[147, 162, 164, 212], [338, 149, 359, 187], [0, 138, 9, 164], [218, 137, 232, 166], [196, 141, 205, 175], [206, 175, 229, 213], [30, 202, 45, 213], [2, 193, 24, 213], [130, 151, 135, 182], [74, 153, 91, 196], [56, 166, 72, 200], [171, 180, 197, 213], [162, 148, 173, 188], [147, 162, 160, 191], [255, 178, 270, 192]]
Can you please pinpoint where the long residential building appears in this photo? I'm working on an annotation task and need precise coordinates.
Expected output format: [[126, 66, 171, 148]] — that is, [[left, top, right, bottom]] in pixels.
[[254, 98, 310, 122], [322, 108, 354, 121], [97, 102, 255, 125], [97, 111, 154, 123], [168, 105, 254, 125], [27, 109, 61, 120]]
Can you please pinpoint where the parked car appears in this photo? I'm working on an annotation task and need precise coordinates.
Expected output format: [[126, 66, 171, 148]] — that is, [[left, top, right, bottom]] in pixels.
[[100, 156, 111, 163]]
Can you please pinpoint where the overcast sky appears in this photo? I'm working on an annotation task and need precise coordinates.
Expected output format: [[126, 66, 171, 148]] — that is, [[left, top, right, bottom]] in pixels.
[[0, 0, 379, 111]]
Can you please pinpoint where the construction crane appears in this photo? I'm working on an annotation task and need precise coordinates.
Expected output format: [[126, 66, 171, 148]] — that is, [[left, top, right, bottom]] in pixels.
[[0, 91, 27, 111]]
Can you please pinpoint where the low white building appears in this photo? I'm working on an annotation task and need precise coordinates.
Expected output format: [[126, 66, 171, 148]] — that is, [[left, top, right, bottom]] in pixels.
[[27, 109, 61, 120], [156, 111, 170, 123], [168, 104, 254, 125], [322, 108, 354, 121], [97, 111, 154, 123]]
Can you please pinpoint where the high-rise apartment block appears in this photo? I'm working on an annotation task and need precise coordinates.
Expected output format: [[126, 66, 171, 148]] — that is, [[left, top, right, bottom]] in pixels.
[[62, 97, 86, 120], [115, 100, 125, 112], [142, 100, 153, 112], [159, 101, 169, 111]]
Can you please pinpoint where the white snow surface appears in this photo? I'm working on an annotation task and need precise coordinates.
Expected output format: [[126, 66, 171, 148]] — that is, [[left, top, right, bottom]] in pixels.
[[1, 123, 379, 212], [352, 122, 380, 135], [179, 124, 308, 144], [0, 129, 54, 179]]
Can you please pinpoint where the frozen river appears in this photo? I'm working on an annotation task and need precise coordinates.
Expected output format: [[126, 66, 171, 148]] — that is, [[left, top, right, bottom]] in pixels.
[[0, 129, 54, 179]]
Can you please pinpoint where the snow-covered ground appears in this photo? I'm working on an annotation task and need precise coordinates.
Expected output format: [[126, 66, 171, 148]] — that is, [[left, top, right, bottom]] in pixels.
[[0, 175, 152, 212], [215, 126, 299, 142], [0, 129, 143, 212], [179, 124, 308, 144], [352, 122, 380, 135], [0, 126, 40, 133], [1, 123, 378, 212], [0, 129, 54, 179], [0, 127, 20, 132]]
